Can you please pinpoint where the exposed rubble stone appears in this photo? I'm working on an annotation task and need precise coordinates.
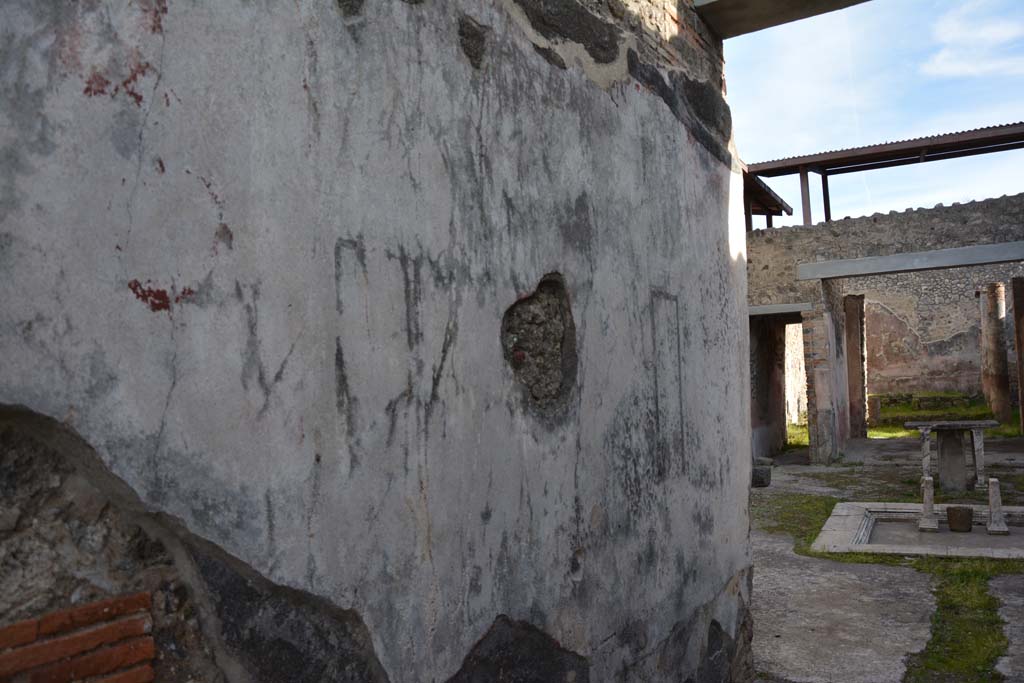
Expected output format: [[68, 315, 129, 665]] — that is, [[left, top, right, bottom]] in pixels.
[[501, 275, 578, 408]]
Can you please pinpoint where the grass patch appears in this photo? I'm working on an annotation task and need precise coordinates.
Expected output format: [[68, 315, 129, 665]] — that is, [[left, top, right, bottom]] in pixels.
[[904, 558, 1024, 683], [987, 414, 1022, 439], [751, 491, 839, 555], [879, 402, 994, 425], [868, 401, 1020, 440], [752, 489, 1024, 681], [784, 423, 808, 449], [869, 424, 919, 439]]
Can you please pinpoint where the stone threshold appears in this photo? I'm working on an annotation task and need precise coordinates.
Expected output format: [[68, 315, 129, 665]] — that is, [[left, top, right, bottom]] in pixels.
[[811, 502, 1024, 559]]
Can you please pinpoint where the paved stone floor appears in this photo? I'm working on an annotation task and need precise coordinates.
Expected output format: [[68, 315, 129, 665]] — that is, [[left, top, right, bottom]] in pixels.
[[993, 574, 1024, 682], [870, 519, 1024, 550], [754, 437, 1024, 683], [752, 531, 934, 683]]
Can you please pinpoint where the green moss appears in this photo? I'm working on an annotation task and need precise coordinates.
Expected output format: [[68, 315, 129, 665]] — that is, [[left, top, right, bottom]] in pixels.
[[751, 489, 1024, 682], [986, 413, 1022, 439], [750, 491, 839, 555], [903, 558, 1024, 683]]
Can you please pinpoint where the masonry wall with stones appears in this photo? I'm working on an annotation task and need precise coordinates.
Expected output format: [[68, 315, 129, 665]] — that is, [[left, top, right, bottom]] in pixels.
[[748, 194, 1024, 462], [1, 1, 753, 681], [853, 264, 1024, 398], [747, 194, 1024, 308]]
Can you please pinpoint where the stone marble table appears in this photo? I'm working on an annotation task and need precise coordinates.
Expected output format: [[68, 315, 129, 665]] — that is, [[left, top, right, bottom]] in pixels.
[[906, 420, 999, 492]]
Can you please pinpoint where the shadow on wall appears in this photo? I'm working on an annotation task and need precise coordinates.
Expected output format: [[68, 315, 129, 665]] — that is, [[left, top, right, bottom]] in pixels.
[[0, 404, 391, 683]]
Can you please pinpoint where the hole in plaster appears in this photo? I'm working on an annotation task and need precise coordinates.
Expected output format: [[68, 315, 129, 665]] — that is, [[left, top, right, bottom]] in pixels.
[[501, 274, 578, 409]]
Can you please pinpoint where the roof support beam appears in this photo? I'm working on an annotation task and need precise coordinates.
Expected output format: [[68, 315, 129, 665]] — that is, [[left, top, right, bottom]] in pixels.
[[799, 166, 812, 226], [797, 242, 1024, 280], [821, 173, 832, 222], [694, 0, 870, 39]]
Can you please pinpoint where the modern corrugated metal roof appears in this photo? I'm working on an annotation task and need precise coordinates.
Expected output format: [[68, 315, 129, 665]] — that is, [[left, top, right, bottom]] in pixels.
[[747, 122, 1024, 177]]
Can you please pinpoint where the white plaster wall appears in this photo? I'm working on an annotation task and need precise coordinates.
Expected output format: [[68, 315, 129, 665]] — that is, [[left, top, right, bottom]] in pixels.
[[0, 1, 750, 679]]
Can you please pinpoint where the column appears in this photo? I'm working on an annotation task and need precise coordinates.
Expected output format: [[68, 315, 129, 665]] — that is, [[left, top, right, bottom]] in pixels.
[[844, 296, 866, 438], [1012, 279, 1024, 434], [981, 283, 1012, 423]]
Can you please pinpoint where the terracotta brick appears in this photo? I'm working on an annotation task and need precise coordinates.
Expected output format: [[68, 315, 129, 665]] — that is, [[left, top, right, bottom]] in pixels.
[[27, 637, 155, 683], [89, 663, 155, 683], [0, 616, 150, 677], [0, 618, 38, 651], [37, 593, 151, 637]]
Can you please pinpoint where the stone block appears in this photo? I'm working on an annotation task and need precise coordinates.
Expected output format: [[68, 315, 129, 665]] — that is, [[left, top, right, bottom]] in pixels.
[[752, 466, 772, 488]]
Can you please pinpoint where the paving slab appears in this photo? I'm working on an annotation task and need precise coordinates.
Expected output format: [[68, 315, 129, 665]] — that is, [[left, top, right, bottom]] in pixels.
[[992, 574, 1024, 682], [753, 531, 935, 683]]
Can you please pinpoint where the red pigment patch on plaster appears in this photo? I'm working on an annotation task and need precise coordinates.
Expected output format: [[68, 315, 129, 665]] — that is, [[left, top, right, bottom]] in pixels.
[[83, 71, 111, 96], [117, 59, 153, 107], [147, 0, 169, 34], [174, 287, 194, 304], [128, 280, 171, 312]]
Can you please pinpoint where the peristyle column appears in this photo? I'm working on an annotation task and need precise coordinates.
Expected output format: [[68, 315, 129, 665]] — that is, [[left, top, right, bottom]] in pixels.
[[981, 283, 1012, 423]]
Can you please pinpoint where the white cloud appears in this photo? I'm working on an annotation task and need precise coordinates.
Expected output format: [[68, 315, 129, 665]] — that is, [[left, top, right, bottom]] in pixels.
[[922, 49, 1024, 77], [727, 0, 1024, 227], [921, 0, 1024, 77]]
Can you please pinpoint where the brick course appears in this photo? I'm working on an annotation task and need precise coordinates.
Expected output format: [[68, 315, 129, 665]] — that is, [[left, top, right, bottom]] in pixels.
[[0, 593, 154, 682]]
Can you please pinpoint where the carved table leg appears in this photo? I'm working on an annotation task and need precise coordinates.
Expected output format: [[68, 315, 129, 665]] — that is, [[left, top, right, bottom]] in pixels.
[[920, 428, 932, 479], [972, 428, 987, 490]]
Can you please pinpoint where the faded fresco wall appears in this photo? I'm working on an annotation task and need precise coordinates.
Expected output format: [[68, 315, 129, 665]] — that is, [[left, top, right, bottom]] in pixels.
[[857, 264, 1024, 399], [0, 0, 752, 680], [784, 323, 807, 424], [747, 195, 1024, 461]]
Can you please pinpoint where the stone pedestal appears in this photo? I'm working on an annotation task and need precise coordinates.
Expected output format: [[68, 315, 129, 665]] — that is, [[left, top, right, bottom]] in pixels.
[[989, 478, 1009, 535], [919, 476, 938, 532], [938, 431, 967, 492]]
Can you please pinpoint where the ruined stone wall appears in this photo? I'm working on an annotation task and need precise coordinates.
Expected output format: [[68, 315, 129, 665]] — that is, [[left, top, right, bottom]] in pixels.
[[579, 0, 724, 82], [0, 1, 751, 681], [851, 264, 1024, 398], [747, 194, 1024, 308], [748, 195, 1024, 461]]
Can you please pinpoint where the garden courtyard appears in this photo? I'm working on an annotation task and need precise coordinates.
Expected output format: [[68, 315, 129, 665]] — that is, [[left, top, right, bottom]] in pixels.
[[752, 434, 1024, 682]]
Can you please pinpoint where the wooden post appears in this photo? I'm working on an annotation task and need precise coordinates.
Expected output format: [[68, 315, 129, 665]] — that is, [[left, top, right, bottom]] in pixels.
[[821, 172, 832, 222], [799, 166, 812, 226]]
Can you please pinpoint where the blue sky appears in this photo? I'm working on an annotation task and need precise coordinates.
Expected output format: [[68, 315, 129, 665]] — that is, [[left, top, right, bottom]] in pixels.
[[724, 0, 1024, 227]]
